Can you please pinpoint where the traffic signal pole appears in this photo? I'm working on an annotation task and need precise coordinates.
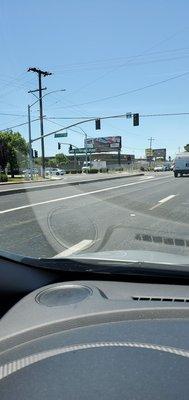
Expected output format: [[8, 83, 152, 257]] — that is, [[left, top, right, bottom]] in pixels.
[[31, 112, 139, 143], [84, 132, 88, 167], [148, 137, 155, 168]]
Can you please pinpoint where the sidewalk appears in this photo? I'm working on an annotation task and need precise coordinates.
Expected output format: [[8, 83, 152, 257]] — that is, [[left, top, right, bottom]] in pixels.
[[0, 171, 144, 196]]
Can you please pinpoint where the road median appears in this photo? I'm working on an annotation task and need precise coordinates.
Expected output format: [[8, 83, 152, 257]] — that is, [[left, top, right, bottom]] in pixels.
[[0, 172, 144, 196]]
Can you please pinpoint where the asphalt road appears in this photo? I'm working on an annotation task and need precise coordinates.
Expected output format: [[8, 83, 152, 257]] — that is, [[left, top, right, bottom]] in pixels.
[[0, 171, 135, 193], [1, 171, 189, 259]]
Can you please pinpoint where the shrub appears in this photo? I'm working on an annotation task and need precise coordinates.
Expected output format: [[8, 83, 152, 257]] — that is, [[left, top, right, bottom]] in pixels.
[[115, 167, 123, 172], [0, 172, 8, 182], [99, 168, 108, 173]]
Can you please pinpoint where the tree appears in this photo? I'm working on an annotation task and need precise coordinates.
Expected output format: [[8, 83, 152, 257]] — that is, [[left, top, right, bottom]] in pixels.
[[0, 131, 28, 178], [46, 158, 57, 168], [55, 153, 69, 167], [184, 144, 189, 152]]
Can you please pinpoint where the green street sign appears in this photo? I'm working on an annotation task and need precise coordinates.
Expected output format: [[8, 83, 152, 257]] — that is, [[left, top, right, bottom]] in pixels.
[[54, 132, 68, 138], [69, 147, 96, 154]]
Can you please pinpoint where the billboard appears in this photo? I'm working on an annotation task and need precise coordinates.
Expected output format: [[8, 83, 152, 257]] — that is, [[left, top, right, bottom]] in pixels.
[[85, 136, 122, 152], [153, 148, 166, 160], [145, 148, 166, 160]]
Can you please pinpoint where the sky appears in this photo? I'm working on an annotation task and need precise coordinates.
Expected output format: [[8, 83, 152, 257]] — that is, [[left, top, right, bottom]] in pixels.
[[0, 0, 189, 158]]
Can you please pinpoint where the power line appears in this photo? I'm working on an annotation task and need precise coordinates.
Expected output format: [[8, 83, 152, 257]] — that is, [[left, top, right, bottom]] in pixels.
[[1, 118, 40, 131], [47, 111, 189, 120], [48, 116, 96, 119], [53, 54, 189, 74], [2, 111, 189, 133], [55, 27, 189, 103], [50, 47, 189, 70], [52, 71, 189, 109], [45, 117, 92, 139], [0, 112, 26, 117], [141, 112, 189, 117]]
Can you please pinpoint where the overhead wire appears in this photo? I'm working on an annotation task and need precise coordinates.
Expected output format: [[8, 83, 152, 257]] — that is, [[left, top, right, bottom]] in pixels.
[[53, 53, 189, 73], [52, 70, 189, 109], [0, 117, 40, 131], [49, 45, 189, 71], [2, 110, 189, 134], [58, 27, 189, 101]]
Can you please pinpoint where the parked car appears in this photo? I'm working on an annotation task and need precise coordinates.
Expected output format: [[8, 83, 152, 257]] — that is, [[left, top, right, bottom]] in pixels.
[[45, 168, 65, 176], [154, 165, 164, 172]]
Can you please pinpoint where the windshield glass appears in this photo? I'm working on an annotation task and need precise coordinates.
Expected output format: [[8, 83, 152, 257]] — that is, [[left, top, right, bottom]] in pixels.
[[0, 1, 189, 265]]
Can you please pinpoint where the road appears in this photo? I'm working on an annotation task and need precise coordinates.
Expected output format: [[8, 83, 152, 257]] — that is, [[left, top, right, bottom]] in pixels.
[[0, 171, 135, 193], [0, 171, 189, 259]]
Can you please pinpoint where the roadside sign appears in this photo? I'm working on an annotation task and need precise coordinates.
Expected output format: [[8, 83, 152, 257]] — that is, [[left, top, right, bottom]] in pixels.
[[54, 132, 68, 138], [126, 112, 132, 119], [85, 136, 121, 152], [69, 147, 96, 154]]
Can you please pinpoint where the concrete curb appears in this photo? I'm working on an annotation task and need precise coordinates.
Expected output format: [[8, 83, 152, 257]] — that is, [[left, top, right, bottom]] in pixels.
[[0, 173, 144, 196]]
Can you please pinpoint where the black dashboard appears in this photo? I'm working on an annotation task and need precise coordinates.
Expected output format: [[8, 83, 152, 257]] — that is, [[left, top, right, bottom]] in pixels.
[[1, 278, 189, 399]]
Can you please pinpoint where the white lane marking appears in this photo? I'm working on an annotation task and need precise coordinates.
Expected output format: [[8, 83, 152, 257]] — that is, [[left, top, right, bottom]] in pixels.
[[53, 240, 93, 258], [150, 194, 176, 210], [159, 195, 176, 203], [0, 176, 173, 216], [0, 174, 142, 193], [130, 213, 136, 217]]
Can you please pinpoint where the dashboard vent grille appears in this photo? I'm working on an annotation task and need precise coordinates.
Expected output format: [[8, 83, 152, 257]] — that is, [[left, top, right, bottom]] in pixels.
[[132, 296, 189, 303]]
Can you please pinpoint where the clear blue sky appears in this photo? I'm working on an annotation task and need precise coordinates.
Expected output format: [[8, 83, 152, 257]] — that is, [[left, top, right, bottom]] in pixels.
[[0, 0, 189, 158]]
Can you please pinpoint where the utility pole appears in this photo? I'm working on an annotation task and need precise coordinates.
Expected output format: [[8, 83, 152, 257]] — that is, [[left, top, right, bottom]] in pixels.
[[28, 67, 52, 178], [84, 132, 88, 167], [118, 149, 121, 166], [28, 105, 33, 180], [148, 137, 155, 168]]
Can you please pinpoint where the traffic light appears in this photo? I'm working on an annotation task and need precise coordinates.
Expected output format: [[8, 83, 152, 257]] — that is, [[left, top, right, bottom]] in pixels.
[[31, 149, 34, 158], [95, 119, 101, 130], [69, 144, 73, 151], [133, 113, 139, 126], [58, 142, 61, 150], [34, 150, 38, 158]]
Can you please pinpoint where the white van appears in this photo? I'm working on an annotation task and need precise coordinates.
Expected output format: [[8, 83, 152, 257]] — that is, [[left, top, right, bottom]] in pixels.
[[173, 152, 189, 177]]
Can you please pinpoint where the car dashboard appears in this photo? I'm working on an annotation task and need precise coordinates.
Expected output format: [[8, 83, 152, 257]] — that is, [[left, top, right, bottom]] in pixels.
[[1, 275, 189, 399]]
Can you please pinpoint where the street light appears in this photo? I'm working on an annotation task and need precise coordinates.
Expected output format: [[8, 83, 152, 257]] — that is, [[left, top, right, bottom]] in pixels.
[[77, 126, 88, 167], [28, 89, 66, 179]]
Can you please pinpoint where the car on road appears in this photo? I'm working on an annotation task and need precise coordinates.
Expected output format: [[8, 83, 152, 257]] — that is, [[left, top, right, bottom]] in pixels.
[[173, 153, 189, 177], [45, 168, 66, 176], [153, 165, 165, 172]]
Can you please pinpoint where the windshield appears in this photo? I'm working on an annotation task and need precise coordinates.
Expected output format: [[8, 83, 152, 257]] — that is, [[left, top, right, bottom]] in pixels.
[[0, 1, 189, 267]]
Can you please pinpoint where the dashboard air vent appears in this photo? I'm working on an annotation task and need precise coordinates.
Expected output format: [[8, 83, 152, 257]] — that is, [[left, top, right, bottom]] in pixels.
[[132, 296, 189, 303]]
